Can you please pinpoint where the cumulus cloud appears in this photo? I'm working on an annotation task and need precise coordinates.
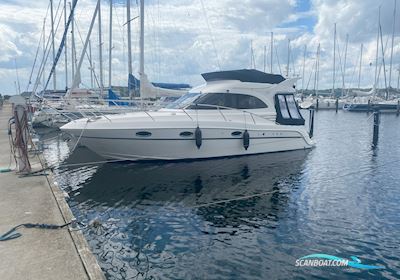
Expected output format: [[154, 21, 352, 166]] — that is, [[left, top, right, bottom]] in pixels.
[[0, 0, 399, 94]]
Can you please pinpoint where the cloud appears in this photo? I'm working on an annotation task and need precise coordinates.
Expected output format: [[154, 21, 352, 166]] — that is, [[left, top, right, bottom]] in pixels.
[[0, 0, 399, 95]]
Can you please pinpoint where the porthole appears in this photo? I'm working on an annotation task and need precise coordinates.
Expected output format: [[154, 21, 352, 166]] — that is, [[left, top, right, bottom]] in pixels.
[[136, 131, 152, 137], [231, 131, 242, 136], [180, 131, 193, 137]]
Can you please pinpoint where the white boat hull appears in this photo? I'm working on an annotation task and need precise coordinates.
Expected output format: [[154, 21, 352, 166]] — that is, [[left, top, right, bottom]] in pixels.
[[70, 126, 314, 161]]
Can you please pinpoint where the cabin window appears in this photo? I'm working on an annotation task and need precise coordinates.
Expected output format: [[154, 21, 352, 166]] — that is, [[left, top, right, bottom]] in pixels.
[[275, 93, 305, 125], [235, 95, 267, 109], [187, 93, 267, 110]]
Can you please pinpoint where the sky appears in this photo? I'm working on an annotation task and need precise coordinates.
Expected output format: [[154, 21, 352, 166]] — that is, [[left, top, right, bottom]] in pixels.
[[0, 0, 399, 95]]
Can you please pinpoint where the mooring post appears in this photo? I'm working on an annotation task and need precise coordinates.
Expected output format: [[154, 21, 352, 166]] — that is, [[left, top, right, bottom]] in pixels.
[[372, 110, 380, 147], [14, 104, 31, 173], [397, 100, 400, 116], [335, 98, 339, 113], [309, 109, 315, 138], [316, 98, 319, 111], [367, 99, 371, 113]]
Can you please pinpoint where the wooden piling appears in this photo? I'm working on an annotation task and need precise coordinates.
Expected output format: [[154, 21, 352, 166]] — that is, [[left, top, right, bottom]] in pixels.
[[335, 98, 339, 113], [309, 109, 315, 138], [372, 110, 380, 147]]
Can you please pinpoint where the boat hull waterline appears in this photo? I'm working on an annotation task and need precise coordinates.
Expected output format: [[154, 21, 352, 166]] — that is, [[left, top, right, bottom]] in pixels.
[[63, 125, 314, 161]]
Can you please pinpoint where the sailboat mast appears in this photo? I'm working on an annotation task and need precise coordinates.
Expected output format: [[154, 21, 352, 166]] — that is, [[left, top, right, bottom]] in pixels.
[[139, 0, 145, 98], [397, 65, 400, 90], [50, 0, 57, 90], [72, 0, 100, 89], [42, 18, 46, 87], [108, 0, 113, 88], [302, 45, 307, 94], [374, 6, 381, 92], [332, 23, 336, 96], [98, 0, 104, 95], [250, 40, 254, 68], [342, 33, 348, 97], [139, 0, 145, 77], [263, 45, 266, 72], [70, 2, 75, 81], [127, 0, 133, 76], [286, 39, 290, 77], [270, 32, 273, 73], [89, 40, 94, 88], [14, 58, 21, 94], [379, 23, 389, 99], [315, 43, 320, 96], [358, 43, 363, 89], [389, 0, 397, 88], [64, 0, 68, 90]]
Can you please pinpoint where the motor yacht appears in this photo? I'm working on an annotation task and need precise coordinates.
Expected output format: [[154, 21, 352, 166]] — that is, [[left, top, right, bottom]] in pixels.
[[61, 69, 315, 161]]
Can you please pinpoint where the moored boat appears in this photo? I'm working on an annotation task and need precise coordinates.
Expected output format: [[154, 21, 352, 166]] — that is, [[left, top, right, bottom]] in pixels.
[[61, 69, 315, 161]]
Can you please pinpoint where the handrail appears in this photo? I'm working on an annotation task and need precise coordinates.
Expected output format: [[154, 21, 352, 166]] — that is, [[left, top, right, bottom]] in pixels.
[[40, 102, 77, 122], [185, 103, 270, 125], [144, 111, 155, 121], [181, 108, 193, 120]]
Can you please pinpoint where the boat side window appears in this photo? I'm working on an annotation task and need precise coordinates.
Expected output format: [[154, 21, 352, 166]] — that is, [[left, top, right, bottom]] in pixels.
[[275, 93, 305, 125], [277, 95, 290, 118], [235, 94, 267, 109], [187, 93, 267, 110], [198, 93, 226, 109], [285, 95, 301, 119]]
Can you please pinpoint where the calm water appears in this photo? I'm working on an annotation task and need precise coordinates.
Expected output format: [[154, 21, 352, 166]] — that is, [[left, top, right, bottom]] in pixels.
[[39, 111, 400, 279]]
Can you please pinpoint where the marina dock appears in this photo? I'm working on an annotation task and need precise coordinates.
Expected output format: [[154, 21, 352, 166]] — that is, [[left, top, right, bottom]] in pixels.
[[0, 104, 104, 280]]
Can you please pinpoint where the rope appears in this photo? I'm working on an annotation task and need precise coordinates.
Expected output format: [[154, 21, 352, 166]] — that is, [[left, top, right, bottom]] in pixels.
[[192, 189, 280, 209], [0, 222, 71, 242], [70, 119, 89, 153]]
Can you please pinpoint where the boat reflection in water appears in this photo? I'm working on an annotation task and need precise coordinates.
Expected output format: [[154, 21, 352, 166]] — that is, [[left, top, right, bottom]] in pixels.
[[57, 148, 309, 279]]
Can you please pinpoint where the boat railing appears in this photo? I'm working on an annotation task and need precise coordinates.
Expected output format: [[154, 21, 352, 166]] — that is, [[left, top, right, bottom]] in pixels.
[[39, 101, 80, 121], [186, 103, 268, 125], [140, 103, 267, 124]]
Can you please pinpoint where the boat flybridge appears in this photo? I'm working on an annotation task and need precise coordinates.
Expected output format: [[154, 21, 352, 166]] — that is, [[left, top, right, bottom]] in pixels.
[[61, 69, 315, 161]]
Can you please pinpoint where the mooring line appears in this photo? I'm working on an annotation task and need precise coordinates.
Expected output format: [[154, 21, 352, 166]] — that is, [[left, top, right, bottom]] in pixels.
[[191, 189, 281, 209]]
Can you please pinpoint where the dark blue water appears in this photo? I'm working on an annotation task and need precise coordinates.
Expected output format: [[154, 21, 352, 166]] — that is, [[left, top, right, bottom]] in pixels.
[[40, 111, 400, 279]]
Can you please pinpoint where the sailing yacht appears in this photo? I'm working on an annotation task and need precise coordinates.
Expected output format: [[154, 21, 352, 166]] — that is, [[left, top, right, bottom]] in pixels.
[[61, 69, 315, 161]]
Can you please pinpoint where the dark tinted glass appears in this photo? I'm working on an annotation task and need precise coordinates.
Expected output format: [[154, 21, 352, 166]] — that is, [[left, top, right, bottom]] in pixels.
[[235, 94, 267, 109], [187, 93, 267, 110], [285, 95, 301, 119]]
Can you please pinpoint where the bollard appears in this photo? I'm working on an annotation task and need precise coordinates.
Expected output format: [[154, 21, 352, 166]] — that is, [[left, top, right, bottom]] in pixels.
[[335, 98, 339, 113], [309, 109, 315, 138], [397, 100, 400, 116], [316, 98, 319, 111], [372, 110, 380, 147], [367, 99, 371, 113]]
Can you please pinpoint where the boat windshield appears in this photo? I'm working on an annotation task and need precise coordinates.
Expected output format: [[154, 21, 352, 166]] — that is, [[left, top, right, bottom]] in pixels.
[[165, 92, 201, 109]]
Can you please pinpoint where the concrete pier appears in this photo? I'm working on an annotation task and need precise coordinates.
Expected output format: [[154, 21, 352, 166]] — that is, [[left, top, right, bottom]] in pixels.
[[0, 104, 104, 280]]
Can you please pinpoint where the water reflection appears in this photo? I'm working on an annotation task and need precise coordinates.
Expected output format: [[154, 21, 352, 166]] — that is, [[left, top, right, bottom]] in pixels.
[[74, 150, 308, 211], [38, 111, 400, 279], [61, 150, 309, 279]]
